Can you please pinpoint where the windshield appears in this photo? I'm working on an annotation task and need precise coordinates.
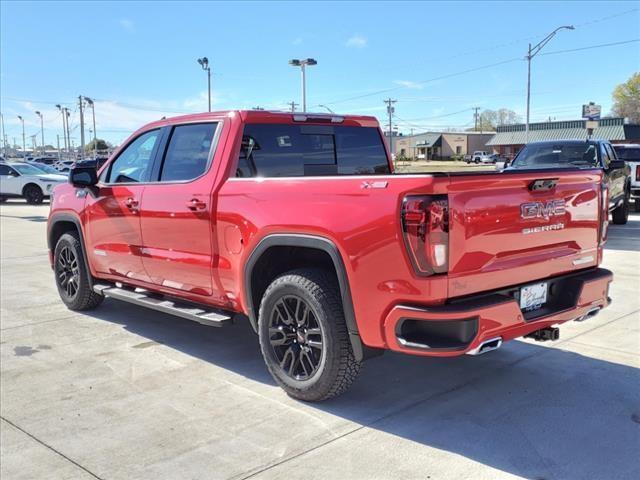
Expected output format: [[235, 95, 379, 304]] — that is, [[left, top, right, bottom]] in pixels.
[[613, 147, 640, 161], [12, 163, 49, 175], [32, 164, 60, 174], [510, 143, 598, 169]]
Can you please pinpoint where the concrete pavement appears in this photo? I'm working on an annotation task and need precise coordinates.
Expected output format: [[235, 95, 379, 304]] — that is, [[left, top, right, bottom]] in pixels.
[[1, 200, 639, 480]]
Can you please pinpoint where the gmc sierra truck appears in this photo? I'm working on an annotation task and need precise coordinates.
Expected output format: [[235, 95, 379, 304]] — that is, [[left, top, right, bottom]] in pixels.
[[48, 111, 613, 401]]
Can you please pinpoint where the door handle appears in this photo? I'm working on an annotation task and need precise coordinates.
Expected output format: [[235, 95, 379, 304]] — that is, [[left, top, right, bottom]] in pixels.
[[187, 198, 207, 211]]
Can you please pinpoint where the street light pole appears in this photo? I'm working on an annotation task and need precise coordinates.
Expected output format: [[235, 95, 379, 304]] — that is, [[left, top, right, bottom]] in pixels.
[[289, 58, 317, 112], [525, 25, 574, 143], [56, 104, 69, 158], [17, 115, 25, 157], [85, 97, 97, 158], [35, 111, 44, 154], [318, 104, 335, 114], [197, 57, 212, 112]]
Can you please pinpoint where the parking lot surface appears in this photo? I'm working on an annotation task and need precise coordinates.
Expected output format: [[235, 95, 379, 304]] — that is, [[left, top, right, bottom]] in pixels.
[[1, 201, 639, 480]]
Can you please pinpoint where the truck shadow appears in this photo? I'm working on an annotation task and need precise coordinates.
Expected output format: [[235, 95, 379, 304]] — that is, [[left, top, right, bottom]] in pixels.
[[85, 301, 640, 480]]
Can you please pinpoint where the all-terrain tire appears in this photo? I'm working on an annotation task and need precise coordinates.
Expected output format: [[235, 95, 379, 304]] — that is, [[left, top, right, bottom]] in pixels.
[[54, 232, 103, 311], [258, 268, 361, 402], [612, 189, 630, 225]]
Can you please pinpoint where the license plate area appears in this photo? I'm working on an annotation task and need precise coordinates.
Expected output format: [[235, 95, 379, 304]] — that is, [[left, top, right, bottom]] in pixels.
[[519, 282, 548, 312]]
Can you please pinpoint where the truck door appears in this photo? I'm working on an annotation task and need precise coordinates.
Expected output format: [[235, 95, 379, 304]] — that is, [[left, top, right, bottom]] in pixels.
[[139, 121, 223, 300], [85, 129, 163, 283], [603, 143, 624, 205]]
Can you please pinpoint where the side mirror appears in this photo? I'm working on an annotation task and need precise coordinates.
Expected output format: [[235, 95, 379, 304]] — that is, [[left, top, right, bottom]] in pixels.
[[9, 170, 19, 177], [607, 159, 625, 170], [69, 160, 98, 188]]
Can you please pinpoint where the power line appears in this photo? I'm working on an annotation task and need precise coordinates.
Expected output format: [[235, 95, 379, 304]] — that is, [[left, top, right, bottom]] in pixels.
[[539, 38, 639, 57]]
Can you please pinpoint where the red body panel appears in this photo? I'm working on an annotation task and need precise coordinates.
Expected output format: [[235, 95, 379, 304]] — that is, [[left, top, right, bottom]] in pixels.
[[48, 110, 611, 356]]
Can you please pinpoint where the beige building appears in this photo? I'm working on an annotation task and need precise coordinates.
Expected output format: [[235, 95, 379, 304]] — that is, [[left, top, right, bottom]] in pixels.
[[392, 131, 494, 159]]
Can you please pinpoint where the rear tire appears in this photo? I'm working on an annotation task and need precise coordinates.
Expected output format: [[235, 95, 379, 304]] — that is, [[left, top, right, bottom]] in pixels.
[[0, 196, 6, 203], [258, 268, 361, 402], [634, 199, 640, 213], [54, 232, 103, 311], [612, 190, 630, 225], [23, 184, 44, 205]]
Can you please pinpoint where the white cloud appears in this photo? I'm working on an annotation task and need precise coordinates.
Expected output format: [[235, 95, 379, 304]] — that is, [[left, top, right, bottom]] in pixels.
[[394, 80, 424, 90], [119, 18, 135, 32], [346, 35, 367, 48]]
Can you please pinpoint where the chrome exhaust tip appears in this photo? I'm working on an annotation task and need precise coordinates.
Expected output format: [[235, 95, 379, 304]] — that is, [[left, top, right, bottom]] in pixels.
[[575, 307, 602, 322], [466, 337, 502, 356]]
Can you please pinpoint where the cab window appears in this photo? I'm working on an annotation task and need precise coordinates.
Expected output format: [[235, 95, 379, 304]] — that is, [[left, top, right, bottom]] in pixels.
[[159, 123, 217, 182], [106, 130, 160, 183]]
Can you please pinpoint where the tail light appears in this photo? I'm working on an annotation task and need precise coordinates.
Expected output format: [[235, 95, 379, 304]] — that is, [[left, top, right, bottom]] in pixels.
[[401, 195, 449, 275], [636, 166, 640, 182], [599, 183, 609, 245]]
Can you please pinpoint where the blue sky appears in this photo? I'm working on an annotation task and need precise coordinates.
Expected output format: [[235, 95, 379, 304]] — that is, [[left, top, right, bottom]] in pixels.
[[1, 0, 638, 146]]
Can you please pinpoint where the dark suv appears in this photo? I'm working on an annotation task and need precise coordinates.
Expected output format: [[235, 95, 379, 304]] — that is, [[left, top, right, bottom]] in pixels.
[[508, 140, 631, 224]]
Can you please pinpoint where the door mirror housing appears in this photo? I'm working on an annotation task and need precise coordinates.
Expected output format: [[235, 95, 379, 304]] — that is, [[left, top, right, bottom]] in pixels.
[[69, 160, 98, 188], [607, 159, 626, 170]]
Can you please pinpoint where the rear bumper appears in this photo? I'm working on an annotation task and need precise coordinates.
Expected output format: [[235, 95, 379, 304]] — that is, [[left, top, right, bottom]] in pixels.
[[382, 268, 612, 357]]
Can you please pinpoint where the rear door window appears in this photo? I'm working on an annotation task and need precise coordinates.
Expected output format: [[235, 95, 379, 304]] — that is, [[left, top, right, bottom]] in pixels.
[[159, 123, 218, 182], [236, 124, 389, 177]]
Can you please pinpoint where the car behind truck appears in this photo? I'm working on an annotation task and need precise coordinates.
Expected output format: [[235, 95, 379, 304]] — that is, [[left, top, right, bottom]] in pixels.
[[48, 111, 613, 401]]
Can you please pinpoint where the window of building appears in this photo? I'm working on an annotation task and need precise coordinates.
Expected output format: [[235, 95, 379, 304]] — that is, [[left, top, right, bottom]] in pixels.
[[236, 124, 390, 177], [159, 123, 217, 182], [456, 146, 462, 154]]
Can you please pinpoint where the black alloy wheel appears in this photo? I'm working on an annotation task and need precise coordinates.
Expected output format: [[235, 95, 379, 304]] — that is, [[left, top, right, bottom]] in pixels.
[[56, 245, 80, 300], [268, 295, 324, 380]]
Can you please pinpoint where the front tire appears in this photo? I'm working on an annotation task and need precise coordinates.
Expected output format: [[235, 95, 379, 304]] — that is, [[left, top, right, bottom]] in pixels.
[[612, 190, 630, 225], [258, 268, 361, 402], [54, 232, 103, 311], [23, 184, 44, 204]]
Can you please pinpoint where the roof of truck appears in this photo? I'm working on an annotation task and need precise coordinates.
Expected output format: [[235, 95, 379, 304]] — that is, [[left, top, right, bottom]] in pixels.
[[141, 110, 380, 131]]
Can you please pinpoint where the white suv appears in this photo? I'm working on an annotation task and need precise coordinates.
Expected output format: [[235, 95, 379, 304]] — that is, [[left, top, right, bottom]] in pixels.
[[0, 162, 67, 204]]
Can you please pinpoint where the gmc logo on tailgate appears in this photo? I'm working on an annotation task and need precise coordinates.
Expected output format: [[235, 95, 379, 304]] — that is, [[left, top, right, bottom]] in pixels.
[[520, 200, 566, 220]]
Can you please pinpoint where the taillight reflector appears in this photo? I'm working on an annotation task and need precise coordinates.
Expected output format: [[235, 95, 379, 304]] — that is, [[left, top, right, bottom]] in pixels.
[[401, 195, 449, 275]]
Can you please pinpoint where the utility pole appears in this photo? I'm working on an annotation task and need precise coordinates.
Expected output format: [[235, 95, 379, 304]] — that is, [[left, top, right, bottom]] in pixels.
[[473, 107, 480, 132], [525, 25, 574, 143], [288, 101, 299, 112], [57, 134, 61, 160], [65, 109, 71, 158], [79, 96, 86, 158], [31, 135, 37, 153], [384, 98, 397, 158]]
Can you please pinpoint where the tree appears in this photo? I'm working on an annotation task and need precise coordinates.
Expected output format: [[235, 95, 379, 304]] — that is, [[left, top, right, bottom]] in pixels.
[[612, 72, 640, 123], [84, 138, 110, 152], [466, 108, 521, 132]]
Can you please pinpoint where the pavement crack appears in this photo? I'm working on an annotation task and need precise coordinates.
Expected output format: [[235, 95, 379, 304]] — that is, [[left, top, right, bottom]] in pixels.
[[0, 416, 104, 480]]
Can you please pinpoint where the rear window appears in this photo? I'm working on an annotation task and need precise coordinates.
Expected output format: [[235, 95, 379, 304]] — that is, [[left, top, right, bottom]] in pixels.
[[235, 124, 390, 177], [510, 143, 598, 169], [613, 146, 640, 161]]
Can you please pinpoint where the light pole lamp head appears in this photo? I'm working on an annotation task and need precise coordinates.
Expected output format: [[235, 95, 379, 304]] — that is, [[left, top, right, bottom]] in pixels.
[[197, 57, 209, 70], [305, 58, 317, 66], [563, 25, 575, 30], [289, 59, 301, 66], [17, 115, 23, 121], [35, 111, 41, 117], [85, 97, 94, 106]]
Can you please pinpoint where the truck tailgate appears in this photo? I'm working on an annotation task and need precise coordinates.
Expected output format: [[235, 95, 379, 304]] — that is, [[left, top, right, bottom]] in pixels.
[[446, 170, 602, 297]]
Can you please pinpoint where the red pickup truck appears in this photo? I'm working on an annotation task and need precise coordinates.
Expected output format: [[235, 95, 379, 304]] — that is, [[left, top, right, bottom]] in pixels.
[[48, 110, 613, 401]]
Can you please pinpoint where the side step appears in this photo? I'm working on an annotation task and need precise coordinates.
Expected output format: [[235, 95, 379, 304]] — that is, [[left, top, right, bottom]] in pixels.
[[93, 284, 232, 327]]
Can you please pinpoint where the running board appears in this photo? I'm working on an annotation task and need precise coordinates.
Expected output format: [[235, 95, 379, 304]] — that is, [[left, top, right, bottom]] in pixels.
[[93, 284, 232, 327]]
